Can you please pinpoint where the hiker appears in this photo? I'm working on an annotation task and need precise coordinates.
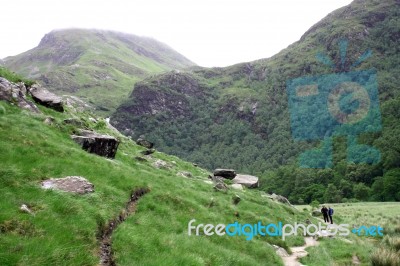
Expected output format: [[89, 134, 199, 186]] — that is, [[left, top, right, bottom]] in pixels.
[[321, 205, 329, 223], [328, 206, 334, 224]]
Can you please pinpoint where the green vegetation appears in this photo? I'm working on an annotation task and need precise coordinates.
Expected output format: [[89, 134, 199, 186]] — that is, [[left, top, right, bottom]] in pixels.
[[0, 100, 314, 265], [296, 202, 400, 265], [0, 67, 35, 86], [112, 0, 400, 204], [4, 29, 195, 115]]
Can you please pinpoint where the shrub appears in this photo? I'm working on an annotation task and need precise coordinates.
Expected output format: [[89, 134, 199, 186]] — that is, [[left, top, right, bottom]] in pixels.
[[370, 247, 400, 266]]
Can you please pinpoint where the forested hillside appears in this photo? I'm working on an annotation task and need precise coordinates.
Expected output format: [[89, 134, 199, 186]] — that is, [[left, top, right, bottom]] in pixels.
[[112, 0, 400, 203]]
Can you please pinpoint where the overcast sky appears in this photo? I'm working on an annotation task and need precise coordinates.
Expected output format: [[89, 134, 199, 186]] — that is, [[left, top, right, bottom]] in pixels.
[[1, 0, 352, 67]]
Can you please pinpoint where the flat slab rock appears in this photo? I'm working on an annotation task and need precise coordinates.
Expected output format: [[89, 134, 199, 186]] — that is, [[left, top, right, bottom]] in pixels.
[[232, 174, 259, 188], [41, 176, 94, 194], [213, 169, 236, 179], [71, 130, 119, 158], [29, 84, 64, 112]]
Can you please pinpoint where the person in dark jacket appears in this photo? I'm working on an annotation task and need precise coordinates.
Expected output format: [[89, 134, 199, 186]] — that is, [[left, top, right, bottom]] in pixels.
[[321, 206, 329, 223], [328, 206, 334, 224]]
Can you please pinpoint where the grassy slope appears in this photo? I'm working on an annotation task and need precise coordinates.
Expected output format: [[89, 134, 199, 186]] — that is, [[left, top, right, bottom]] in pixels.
[[296, 202, 400, 266], [4, 29, 195, 115], [0, 100, 315, 265]]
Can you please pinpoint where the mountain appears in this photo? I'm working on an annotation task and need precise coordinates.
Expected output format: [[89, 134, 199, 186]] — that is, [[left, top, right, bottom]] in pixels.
[[112, 0, 400, 203], [4, 29, 195, 114], [0, 72, 314, 265]]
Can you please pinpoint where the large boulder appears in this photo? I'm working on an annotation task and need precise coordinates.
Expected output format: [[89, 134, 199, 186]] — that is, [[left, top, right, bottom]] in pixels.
[[232, 174, 259, 188], [29, 84, 64, 112], [0, 77, 40, 113], [213, 169, 236, 180], [71, 130, 119, 158], [41, 176, 94, 194], [136, 137, 154, 149]]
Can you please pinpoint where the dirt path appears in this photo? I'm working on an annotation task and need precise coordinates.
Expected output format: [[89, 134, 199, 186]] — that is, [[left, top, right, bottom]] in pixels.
[[280, 237, 320, 266], [98, 188, 149, 266]]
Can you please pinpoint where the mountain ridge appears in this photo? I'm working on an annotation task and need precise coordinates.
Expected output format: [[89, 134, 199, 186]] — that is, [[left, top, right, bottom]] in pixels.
[[4, 28, 195, 114], [111, 0, 400, 203]]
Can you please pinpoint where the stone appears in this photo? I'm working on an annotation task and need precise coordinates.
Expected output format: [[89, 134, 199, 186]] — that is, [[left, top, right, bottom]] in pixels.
[[62, 95, 93, 112], [136, 137, 154, 149], [140, 149, 155, 155], [268, 193, 292, 205], [63, 118, 86, 127], [29, 84, 64, 112], [214, 182, 228, 192], [0, 77, 40, 113], [213, 169, 236, 180], [177, 171, 192, 178], [231, 184, 244, 190], [20, 204, 33, 215], [232, 194, 241, 205], [153, 159, 171, 169], [41, 176, 94, 194], [71, 130, 119, 158], [232, 174, 259, 188], [272, 245, 289, 257], [312, 210, 322, 217], [43, 116, 56, 125]]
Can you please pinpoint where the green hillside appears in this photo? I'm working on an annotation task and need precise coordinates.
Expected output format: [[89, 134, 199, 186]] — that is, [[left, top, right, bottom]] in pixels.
[[112, 0, 400, 204], [2, 67, 393, 265], [0, 77, 314, 265], [4, 29, 195, 114]]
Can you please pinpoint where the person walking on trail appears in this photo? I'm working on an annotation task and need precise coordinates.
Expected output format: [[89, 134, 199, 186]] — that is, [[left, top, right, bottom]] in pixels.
[[321, 206, 329, 223], [328, 206, 334, 224]]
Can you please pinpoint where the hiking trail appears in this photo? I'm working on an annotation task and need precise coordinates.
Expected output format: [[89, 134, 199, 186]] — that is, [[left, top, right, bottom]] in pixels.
[[280, 236, 320, 266], [98, 188, 149, 266]]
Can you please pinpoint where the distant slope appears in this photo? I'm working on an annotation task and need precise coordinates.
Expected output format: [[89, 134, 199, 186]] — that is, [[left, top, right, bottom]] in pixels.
[[4, 29, 195, 114], [112, 0, 400, 203]]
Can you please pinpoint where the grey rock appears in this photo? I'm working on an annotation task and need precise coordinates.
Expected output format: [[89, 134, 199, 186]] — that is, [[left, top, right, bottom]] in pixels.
[[41, 176, 94, 194], [232, 194, 241, 205], [63, 118, 86, 127], [29, 84, 64, 112], [214, 182, 228, 192], [71, 130, 119, 158], [232, 174, 259, 188], [272, 245, 289, 257], [231, 184, 244, 190], [20, 204, 33, 215], [136, 137, 154, 149], [268, 193, 292, 205], [0, 77, 40, 113], [213, 169, 236, 180], [152, 159, 171, 169], [177, 171, 192, 178], [44, 116, 56, 125]]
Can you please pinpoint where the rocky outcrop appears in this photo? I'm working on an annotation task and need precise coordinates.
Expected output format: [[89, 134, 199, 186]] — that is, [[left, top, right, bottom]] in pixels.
[[71, 130, 119, 158], [29, 84, 64, 112], [232, 174, 259, 188], [213, 169, 236, 180], [136, 137, 154, 149], [268, 193, 292, 205], [152, 159, 172, 169], [41, 176, 94, 194], [0, 77, 40, 113]]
